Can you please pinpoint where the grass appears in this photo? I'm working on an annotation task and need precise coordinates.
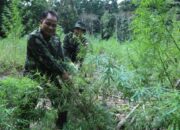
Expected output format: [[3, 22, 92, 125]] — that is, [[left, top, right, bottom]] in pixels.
[[0, 37, 26, 74]]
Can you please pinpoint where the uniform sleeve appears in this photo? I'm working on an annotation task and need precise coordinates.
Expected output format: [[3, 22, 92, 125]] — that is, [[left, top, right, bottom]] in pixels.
[[82, 37, 89, 46], [27, 35, 65, 75]]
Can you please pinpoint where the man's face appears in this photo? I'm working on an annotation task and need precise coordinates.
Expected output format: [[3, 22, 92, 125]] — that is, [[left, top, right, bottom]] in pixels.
[[40, 13, 57, 37], [74, 28, 84, 37]]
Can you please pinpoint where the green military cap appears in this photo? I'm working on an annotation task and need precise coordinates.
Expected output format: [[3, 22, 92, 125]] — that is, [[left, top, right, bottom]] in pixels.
[[74, 21, 86, 32]]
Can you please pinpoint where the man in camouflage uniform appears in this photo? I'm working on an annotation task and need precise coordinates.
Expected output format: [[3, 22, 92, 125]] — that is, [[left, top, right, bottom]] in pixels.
[[24, 10, 69, 129], [24, 11, 69, 80], [63, 21, 88, 67]]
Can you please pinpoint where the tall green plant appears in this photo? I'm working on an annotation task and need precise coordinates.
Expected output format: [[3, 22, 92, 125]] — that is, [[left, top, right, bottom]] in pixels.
[[119, 0, 180, 129], [130, 0, 180, 88], [1, 0, 24, 69], [2, 0, 24, 39]]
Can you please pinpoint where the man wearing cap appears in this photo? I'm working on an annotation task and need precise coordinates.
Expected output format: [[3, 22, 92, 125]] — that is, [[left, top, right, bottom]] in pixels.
[[63, 21, 88, 67]]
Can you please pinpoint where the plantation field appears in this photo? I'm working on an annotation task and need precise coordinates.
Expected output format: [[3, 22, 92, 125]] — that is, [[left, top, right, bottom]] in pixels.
[[0, 34, 180, 129]]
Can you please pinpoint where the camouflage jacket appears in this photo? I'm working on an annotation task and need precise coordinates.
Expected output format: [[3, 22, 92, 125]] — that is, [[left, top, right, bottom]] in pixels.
[[63, 32, 88, 63], [24, 29, 66, 77]]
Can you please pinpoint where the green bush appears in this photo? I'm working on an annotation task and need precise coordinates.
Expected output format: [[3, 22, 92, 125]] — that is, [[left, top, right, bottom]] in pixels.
[[0, 77, 40, 129]]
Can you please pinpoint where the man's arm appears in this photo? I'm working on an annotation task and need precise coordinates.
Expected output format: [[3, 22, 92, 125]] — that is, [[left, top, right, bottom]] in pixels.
[[81, 36, 89, 46], [28, 35, 66, 75]]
